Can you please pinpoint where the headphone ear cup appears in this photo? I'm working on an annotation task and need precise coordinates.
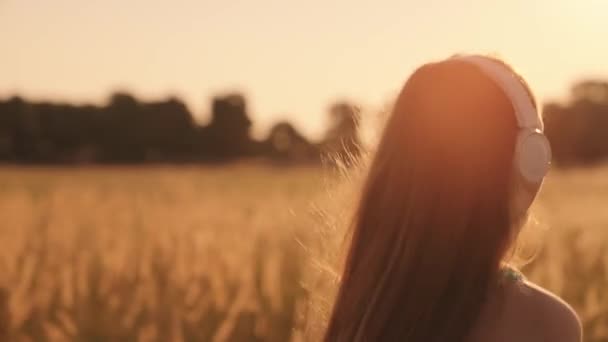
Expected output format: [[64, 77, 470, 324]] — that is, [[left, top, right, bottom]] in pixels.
[[515, 130, 552, 184]]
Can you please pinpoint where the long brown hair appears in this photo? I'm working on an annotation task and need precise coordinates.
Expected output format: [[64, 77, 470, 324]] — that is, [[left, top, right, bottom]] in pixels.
[[323, 56, 537, 341]]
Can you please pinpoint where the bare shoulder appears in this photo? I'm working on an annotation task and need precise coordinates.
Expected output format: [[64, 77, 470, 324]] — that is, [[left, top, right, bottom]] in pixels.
[[505, 279, 582, 342]]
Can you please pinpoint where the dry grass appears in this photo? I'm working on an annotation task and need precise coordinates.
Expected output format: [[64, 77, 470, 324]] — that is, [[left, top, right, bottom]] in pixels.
[[526, 167, 608, 340], [0, 164, 605, 341]]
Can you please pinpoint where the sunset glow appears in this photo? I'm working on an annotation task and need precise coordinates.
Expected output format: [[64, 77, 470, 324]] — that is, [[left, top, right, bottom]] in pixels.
[[1, 0, 606, 138]]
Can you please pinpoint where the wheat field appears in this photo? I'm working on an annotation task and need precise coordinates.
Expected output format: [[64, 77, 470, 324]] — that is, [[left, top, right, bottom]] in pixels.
[[0, 164, 605, 341]]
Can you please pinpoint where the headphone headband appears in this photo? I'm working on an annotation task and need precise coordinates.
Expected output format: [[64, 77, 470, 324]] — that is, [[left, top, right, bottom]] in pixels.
[[452, 55, 543, 131], [452, 55, 551, 184]]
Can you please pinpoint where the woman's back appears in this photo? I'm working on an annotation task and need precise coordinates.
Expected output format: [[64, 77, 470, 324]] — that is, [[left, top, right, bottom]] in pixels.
[[470, 271, 581, 342]]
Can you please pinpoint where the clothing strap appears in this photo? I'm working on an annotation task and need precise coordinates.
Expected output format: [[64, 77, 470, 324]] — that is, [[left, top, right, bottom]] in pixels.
[[502, 266, 525, 282]]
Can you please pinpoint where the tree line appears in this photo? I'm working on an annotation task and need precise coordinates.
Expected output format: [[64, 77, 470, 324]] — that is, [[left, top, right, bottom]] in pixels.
[[0, 93, 360, 165], [544, 80, 608, 167], [0, 78, 607, 167]]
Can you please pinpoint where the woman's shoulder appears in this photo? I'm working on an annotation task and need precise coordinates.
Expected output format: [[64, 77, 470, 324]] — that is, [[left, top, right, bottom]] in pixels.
[[503, 278, 582, 342]]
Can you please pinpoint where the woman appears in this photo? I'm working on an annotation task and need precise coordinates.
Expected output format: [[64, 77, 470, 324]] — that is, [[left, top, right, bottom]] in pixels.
[[322, 55, 582, 341]]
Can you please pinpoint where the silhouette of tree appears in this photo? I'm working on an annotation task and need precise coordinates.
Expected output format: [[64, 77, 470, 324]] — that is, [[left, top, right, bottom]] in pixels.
[[265, 121, 320, 163], [204, 94, 253, 159], [0, 97, 22, 159], [572, 80, 608, 104], [3, 97, 41, 162], [138, 98, 195, 161], [103, 92, 145, 161], [543, 103, 580, 166], [544, 80, 608, 166], [34, 103, 101, 162], [322, 101, 361, 165]]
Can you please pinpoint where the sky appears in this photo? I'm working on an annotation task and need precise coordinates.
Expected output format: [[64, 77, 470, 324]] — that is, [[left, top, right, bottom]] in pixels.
[[1, 0, 607, 139]]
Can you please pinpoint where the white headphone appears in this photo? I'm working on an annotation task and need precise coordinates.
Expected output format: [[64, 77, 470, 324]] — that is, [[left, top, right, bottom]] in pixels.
[[452, 55, 552, 184]]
